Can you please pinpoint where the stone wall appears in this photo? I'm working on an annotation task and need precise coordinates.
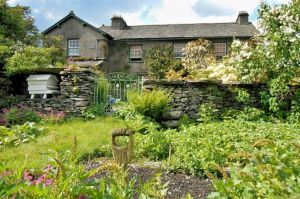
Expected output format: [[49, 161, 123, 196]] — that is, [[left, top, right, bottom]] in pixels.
[[144, 80, 265, 127], [26, 69, 96, 115]]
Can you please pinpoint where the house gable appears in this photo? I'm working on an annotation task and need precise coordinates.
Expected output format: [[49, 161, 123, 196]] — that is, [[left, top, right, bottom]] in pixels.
[[43, 11, 112, 39], [44, 11, 111, 59]]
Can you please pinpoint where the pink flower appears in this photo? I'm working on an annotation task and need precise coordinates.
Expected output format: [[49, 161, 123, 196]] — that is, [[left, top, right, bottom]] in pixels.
[[23, 171, 33, 181], [77, 194, 88, 199], [44, 179, 53, 187]]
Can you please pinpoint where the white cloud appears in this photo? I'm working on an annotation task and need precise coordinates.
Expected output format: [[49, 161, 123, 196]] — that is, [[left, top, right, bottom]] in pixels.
[[33, 8, 40, 14], [7, 0, 19, 5], [45, 11, 55, 20], [118, 0, 291, 25], [112, 6, 151, 25]]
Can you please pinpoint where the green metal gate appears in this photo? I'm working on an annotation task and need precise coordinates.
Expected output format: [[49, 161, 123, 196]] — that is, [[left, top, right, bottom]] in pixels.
[[94, 72, 143, 107]]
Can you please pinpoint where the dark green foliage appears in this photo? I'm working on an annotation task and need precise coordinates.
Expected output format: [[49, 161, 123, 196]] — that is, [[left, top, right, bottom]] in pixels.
[[5, 107, 41, 126], [0, 95, 23, 110], [0, 0, 38, 43]]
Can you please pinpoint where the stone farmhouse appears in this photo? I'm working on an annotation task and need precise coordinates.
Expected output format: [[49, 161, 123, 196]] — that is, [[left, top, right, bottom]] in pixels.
[[43, 11, 259, 75]]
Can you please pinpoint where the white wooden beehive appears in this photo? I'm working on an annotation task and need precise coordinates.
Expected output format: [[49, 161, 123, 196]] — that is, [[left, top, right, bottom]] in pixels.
[[27, 74, 60, 99]]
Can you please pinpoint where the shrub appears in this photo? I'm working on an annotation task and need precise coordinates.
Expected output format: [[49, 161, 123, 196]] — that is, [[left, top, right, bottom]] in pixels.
[[182, 38, 216, 71], [81, 103, 107, 119], [144, 44, 182, 79], [230, 87, 250, 104], [135, 130, 171, 160], [127, 89, 171, 121], [5, 45, 65, 76], [0, 95, 24, 110], [5, 107, 41, 126]]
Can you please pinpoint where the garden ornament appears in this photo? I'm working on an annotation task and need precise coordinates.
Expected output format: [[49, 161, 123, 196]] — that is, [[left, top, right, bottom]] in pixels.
[[112, 128, 135, 166]]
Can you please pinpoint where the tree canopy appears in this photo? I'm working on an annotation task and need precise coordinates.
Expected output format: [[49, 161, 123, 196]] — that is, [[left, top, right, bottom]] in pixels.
[[0, 0, 65, 75], [228, 0, 300, 116]]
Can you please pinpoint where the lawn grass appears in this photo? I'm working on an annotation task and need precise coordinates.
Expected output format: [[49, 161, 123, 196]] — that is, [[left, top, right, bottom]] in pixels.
[[0, 117, 126, 169]]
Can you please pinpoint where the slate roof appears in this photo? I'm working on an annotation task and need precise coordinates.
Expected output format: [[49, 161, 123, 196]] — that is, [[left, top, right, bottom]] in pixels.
[[99, 22, 259, 40]]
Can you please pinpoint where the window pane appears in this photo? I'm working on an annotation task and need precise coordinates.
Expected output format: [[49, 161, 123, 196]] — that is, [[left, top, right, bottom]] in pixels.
[[68, 39, 80, 56], [213, 43, 226, 59], [174, 43, 186, 58], [130, 45, 142, 59]]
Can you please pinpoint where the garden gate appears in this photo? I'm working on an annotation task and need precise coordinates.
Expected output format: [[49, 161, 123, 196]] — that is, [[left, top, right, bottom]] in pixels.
[[94, 72, 143, 108]]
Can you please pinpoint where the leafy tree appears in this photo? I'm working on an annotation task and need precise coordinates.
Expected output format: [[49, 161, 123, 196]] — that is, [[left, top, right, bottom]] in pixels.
[[182, 38, 216, 71], [0, 0, 37, 43], [5, 45, 65, 75], [0, 1, 65, 74], [144, 44, 182, 79], [228, 0, 300, 117]]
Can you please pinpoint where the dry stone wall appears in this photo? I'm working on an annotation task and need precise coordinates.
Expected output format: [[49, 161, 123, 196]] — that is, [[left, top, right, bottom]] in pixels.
[[26, 69, 96, 115], [144, 80, 265, 127]]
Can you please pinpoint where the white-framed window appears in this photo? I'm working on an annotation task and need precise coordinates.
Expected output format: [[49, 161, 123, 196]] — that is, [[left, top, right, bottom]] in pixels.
[[174, 43, 186, 58], [129, 45, 143, 61], [213, 43, 227, 59], [68, 39, 80, 56]]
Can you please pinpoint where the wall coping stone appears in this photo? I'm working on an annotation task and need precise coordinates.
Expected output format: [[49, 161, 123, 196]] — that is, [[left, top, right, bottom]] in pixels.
[[144, 79, 266, 86]]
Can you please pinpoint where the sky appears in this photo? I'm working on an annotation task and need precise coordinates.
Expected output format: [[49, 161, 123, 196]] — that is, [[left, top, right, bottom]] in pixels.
[[7, 0, 290, 32]]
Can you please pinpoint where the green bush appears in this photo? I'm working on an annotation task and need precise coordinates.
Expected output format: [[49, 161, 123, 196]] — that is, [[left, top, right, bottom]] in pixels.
[[135, 130, 171, 160], [230, 87, 251, 104], [144, 44, 182, 79], [0, 95, 24, 110], [81, 103, 106, 119], [5, 107, 41, 126], [127, 89, 171, 121], [5, 46, 65, 75]]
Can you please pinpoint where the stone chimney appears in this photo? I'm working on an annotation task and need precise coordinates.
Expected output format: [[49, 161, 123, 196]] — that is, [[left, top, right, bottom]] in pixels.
[[236, 11, 249, 25], [111, 16, 127, 29]]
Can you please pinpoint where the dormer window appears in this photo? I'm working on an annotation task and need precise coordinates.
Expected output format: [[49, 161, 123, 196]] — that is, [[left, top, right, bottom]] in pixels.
[[68, 39, 80, 56]]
